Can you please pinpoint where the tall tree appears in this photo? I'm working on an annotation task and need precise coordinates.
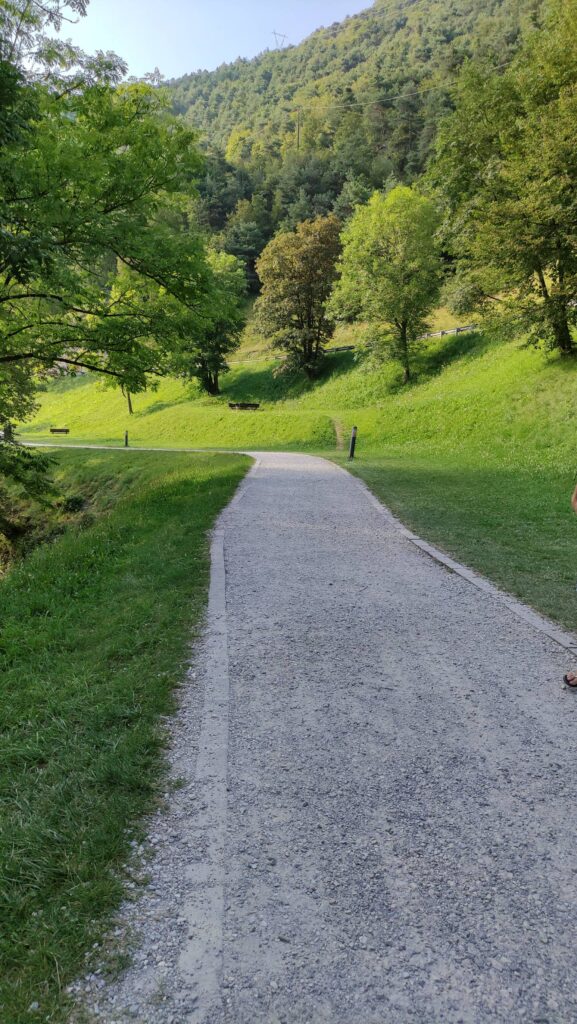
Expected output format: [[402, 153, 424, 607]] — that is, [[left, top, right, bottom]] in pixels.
[[0, 80, 209, 400], [330, 186, 441, 382], [172, 251, 247, 395], [0, 0, 216, 540], [430, 0, 577, 355], [255, 215, 342, 378]]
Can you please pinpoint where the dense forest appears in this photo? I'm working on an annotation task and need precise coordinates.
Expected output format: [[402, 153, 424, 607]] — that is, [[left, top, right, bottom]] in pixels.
[[170, 0, 542, 279]]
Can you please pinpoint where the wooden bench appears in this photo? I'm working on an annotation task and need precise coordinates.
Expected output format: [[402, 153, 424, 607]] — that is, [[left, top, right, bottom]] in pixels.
[[228, 403, 260, 411], [50, 427, 70, 434]]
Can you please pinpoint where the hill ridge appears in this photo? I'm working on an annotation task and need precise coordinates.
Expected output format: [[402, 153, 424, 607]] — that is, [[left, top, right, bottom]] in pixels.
[[170, 0, 541, 177]]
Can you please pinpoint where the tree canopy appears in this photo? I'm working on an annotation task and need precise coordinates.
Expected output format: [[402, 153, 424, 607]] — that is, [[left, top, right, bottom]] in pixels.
[[0, 0, 233, 531], [170, 0, 542, 274], [331, 186, 441, 381], [0, 0, 233, 429], [172, 249, 247, 395], [255, 215, 341, 378], [430, 0, 577, 354], [0, 82, 210, 396]]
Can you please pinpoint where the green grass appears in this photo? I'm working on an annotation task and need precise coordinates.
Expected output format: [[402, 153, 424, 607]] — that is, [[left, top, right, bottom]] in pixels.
[[23, 373, 334, 451], [21, 326, 577, 631], [0, 448, 249, 1023], [324, 335, 577, 632], [344, 454, 577, 630]]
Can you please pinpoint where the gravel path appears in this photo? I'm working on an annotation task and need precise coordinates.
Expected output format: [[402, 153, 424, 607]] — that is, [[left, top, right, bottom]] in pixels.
[[75, 452, 577, 1024]]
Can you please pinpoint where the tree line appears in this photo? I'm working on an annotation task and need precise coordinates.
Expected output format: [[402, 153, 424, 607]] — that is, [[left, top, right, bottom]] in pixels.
[[172, 0, 541, 285]]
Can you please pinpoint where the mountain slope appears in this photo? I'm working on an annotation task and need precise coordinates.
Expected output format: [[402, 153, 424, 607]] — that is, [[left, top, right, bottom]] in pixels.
[[171, 0, 542, 181]]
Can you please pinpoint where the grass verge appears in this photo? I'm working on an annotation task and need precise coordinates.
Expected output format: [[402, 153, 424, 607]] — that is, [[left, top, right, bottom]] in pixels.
[[0, 448, 249, 1023], [341, 452, 577, 633]]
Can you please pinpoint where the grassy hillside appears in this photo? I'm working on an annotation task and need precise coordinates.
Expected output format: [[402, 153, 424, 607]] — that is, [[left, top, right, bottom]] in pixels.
[[21, 329, 577, 635], [0, 448, 248, 1023], [21, 372, 335, 451], [23, 328, 576, 468]]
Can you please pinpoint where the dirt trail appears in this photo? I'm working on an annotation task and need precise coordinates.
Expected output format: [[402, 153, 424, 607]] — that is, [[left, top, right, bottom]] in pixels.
[[76, 452, 577, 1024]]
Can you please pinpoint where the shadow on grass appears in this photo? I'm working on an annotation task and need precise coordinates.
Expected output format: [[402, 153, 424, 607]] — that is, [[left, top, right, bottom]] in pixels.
[[415, 331, 490, 377], [538, 346, 577, 380], [137, 394, 193, 417], [36, 374, 94, 397], [222, 351, 357, 405], [223, 364, 309, 404]]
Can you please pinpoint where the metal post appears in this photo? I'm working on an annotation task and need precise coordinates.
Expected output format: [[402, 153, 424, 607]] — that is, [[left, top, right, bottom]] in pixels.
[[124, 430, 129, 448], [348, 425, 358, 460]]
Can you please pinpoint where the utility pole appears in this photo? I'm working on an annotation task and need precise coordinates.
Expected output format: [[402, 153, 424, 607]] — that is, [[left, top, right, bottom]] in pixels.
[[272, 30, 287, 49]]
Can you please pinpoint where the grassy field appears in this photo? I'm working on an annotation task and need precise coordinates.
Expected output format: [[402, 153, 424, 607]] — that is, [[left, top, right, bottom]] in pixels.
[[0, 448, 249, 1024], [346, 455, 577, 627], [20, 326, 577, 632], [22, 372, 335, 451]]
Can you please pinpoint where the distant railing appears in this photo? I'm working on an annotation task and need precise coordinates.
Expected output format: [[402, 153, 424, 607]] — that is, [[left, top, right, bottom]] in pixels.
[[329, 323, 480, 350], [417, 324, 479, 340], [327, 323, 480, 351], [226, 323, 480, 366]]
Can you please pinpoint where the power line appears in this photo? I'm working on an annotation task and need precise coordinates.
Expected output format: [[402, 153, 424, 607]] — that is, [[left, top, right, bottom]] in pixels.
[[277, 58, 514, 117], [259, 0, 515, 117], [263, 0, 431, 92]]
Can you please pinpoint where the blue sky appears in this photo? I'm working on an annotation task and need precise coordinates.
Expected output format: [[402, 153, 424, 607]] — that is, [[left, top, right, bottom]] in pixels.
[[59, 0, 373, 79]]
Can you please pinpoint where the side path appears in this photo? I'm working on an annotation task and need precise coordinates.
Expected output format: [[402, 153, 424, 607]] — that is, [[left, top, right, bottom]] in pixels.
[[76, 452, 577, 1024]]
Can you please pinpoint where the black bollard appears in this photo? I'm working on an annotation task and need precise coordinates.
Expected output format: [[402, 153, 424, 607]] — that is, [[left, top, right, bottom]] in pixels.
[[124, 430, 129, 448], [348, 425, 358, 460]]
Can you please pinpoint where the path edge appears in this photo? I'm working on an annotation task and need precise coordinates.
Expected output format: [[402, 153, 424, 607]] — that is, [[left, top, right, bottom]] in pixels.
[[333, 459, 577, 657], [25, 440, 577, 656], [176, 457, 259, 1022]]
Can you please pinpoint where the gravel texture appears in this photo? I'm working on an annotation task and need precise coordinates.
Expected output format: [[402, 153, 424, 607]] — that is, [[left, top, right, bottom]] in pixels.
[[73, 452, 577, 1024]]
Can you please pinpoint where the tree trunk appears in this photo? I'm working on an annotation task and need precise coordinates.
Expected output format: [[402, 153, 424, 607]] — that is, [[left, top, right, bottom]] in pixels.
[[0, 513, 25, 541], [204, 372, 220, 396], [121, 386, 133, 414], [538, 262, 573, 354], [551, 309, 573, 354], [400, 321, 411, 383]]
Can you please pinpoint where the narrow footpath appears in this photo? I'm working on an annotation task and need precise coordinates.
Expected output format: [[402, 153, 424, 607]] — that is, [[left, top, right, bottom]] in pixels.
[[79, 453, 577, 1024]]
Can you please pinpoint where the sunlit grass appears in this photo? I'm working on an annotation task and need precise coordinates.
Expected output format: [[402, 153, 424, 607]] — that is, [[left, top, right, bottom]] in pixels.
[[0, 449, 249, 1023]]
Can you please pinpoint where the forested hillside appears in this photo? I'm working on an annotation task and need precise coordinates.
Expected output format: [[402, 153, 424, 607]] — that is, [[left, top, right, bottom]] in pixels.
[[170, 0, 541, 271]]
